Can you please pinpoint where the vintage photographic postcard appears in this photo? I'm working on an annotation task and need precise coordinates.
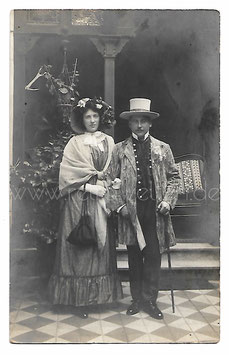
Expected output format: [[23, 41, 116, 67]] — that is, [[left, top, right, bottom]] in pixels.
[[10, 9, 220, 344]]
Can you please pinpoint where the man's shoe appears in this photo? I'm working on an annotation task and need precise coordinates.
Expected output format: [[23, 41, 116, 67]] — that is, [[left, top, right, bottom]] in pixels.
[[143, 301, 164, 320], [126, 300, 141, 315]]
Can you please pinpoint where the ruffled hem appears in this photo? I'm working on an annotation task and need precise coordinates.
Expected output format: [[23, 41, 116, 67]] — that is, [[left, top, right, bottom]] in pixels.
[[48, 273, 123, 307]]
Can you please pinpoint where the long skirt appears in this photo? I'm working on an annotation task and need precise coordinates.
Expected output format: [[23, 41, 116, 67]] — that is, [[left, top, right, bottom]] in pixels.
[[48, 196, 123, 307]]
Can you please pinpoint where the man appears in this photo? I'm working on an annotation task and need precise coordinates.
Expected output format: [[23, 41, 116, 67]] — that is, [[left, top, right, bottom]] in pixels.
[[106, 98, 180, 320]]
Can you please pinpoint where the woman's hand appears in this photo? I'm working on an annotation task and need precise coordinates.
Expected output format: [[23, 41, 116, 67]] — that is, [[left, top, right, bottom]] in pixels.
[[85, 184, 106, 198], [96, 180, 105, 187]]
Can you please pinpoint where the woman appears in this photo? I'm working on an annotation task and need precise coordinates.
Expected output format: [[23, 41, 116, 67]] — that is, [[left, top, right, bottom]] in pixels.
[[48, 98, 123, 318]]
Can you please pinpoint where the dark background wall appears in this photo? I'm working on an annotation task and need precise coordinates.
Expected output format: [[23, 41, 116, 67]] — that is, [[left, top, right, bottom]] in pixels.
[[115, 11, 219, 156]]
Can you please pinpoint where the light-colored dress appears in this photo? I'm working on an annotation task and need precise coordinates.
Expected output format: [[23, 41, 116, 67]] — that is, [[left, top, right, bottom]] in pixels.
[[48, 132, 123, 306]]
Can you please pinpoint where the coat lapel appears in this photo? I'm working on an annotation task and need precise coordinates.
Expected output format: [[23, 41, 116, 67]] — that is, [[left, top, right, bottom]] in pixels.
[[123, 137, 137, 173], [150, 136, 162, 163], [150, 136, 164, 201]]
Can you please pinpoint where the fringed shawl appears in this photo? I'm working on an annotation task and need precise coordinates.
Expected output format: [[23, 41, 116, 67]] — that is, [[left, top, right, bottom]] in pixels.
[[59, 132, 115, 247], [59, 132, 114, 196]]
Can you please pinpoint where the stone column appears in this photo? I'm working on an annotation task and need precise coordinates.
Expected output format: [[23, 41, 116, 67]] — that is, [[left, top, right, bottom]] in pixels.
[[90, 36, 130, 136]]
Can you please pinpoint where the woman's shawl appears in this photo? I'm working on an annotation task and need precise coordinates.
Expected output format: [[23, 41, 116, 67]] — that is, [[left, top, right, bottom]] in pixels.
[[59, 132, 114, 196], [59, 132, 115, 247]]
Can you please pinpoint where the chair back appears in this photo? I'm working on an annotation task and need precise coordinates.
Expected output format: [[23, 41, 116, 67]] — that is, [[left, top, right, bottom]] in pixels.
[[175, 154, 205, 199]]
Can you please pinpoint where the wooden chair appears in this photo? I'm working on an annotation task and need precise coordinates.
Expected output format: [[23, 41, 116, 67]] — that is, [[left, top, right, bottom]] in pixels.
[[171, 154, 207, 241]]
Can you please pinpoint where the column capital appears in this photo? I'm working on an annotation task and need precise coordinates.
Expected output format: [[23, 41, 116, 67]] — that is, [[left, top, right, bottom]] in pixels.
[[90, 36, 130, 58]]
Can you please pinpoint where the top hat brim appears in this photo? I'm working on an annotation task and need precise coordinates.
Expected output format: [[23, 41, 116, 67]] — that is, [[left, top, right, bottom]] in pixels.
[[120, 110, 160, 120]]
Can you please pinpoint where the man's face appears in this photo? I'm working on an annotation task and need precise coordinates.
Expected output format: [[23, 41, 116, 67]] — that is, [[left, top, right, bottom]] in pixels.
[[128, 116, 152, 138]]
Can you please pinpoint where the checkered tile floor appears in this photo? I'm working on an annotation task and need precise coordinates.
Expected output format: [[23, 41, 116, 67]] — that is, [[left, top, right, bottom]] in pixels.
[[10, 282, 220, 343]]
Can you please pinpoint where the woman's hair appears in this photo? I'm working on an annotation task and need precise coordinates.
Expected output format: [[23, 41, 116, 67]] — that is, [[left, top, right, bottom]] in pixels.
[[70, 98, 115, 134]]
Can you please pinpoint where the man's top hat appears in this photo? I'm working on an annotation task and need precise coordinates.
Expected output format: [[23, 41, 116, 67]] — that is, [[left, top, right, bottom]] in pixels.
[[120, 98, 160, 120]]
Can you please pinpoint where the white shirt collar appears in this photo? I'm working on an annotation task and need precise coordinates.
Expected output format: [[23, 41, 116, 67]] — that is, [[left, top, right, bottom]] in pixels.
[[132, 131, 149, 141]]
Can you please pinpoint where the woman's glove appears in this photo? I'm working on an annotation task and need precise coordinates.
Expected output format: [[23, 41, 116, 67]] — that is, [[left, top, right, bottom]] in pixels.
[[96, 180, 106, 187], [85, 183, 106, 198], [98, 197, 111, 216]]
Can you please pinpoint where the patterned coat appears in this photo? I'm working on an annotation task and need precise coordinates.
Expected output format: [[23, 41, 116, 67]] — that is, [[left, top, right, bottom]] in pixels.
[[105, 135, 180, 254]]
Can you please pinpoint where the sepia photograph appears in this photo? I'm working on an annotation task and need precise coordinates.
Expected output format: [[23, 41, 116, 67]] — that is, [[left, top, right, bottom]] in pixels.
[[9, 8, 220, 344]]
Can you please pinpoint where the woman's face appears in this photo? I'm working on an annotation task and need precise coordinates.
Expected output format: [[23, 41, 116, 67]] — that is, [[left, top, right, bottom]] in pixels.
[[83, 109, 100, 133]]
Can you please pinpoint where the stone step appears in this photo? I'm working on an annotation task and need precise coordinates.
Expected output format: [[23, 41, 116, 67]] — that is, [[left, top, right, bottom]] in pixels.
[[116, 242, 219, 252], [10, 242, 220, 292], [117, 257, 219, 270], [116, 242, 219, 269], [116, 242, 219, 288], [11, 243, 219, 277], [116, 243, 219, 267]]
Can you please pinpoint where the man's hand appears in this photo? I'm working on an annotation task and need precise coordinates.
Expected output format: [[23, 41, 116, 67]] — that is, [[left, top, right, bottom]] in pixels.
[[157, 201, 170, 216], [120, 205, 129, 217]]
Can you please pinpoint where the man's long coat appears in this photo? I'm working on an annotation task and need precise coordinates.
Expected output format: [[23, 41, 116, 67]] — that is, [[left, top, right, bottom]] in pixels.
[[105, 135, 180, 254]]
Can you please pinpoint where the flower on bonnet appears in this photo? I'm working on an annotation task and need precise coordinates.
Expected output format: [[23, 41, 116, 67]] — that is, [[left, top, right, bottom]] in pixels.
[[73, 97, 115, 130], [77, 98, 90, 108], [77, 98, 103, 110]]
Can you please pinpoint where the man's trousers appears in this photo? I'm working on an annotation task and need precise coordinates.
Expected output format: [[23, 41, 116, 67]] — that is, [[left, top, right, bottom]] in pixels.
[[127, 198, 161, 303]]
